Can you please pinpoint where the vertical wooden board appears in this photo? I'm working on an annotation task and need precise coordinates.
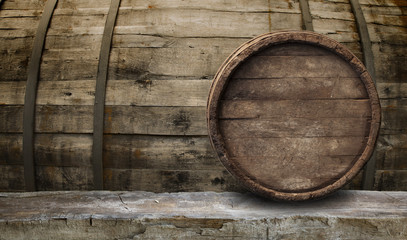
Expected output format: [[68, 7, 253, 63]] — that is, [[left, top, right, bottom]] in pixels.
[[0, 165, 25, 191], [103, 135, 220, 170]]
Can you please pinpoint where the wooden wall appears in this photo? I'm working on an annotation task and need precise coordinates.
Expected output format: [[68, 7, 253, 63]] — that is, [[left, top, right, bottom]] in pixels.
[[0, 0, 405, 192]]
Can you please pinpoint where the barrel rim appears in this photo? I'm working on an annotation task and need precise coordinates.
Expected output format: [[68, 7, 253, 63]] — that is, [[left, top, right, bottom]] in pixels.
[[207, 31, 381, 201]]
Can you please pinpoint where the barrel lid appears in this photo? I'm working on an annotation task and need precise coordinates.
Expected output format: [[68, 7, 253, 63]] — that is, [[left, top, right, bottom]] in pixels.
[[207, 31, 381, 201]]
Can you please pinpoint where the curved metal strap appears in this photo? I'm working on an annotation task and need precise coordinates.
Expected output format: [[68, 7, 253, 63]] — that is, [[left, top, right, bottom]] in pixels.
[[299, 0, 314, 31], [350, 0, 377, 190], [23, 0, 58, 192], [92, 0, 121, 190]]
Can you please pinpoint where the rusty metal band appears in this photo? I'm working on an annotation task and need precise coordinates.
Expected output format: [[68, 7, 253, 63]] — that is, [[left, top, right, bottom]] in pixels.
[[350, 0, 377, 190], [299, 0, 314, 31], [23, 0, 58, 191], [92, 0, 121, 190]]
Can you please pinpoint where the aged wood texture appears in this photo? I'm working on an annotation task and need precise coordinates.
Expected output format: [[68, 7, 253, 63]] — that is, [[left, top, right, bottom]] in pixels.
[[1, 0, 405, 193], [207, 31, 380, 200], [360, 0, 407, 190]]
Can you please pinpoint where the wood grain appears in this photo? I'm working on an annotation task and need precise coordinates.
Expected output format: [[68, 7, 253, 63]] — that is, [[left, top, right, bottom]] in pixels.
[[207, 32, 380, 200]]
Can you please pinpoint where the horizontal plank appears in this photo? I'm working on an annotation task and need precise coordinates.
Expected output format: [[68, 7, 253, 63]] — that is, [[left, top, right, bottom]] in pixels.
[[0, 80, 211, 106], [309, 1, 354, 21], [313, 19, 359, 43], [48, 14, 107, 30], [223, 77, 368, 100], [103, 168, 244, 192], [377, 83, 407, 98], [374, 170, 407, 191], [380, 99, 407, 135], [230, 154, 358, 191], [1, 0, 109, 10], [232, 55, 359, 79], [0, 165, 244, 192], [108, 43, 241, 80], [359, 0, 407, 7], [119, 0, 301, 13], [219, 99, 371, 119], [376, 148, 407, 170], [103, 135, 219, 170], [0, 105, 207, 135], [223, 136, 368, 157], [0, 165, 25, 191], [0, 134, 220, 170], [114, 9, 301, 38], [367, 24, 407, 45], [0, 134, 92, 167], [219, 118, 369, 138], [0, 134, 23, 165], [35, 166, 94, 191]]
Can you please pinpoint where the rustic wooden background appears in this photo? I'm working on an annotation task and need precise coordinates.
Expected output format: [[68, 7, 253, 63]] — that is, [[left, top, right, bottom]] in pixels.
[[0, 0, 406, 192]]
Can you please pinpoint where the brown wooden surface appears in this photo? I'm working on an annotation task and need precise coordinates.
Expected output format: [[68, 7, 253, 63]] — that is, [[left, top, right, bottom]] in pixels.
[[208, 32, 380, 200], [1, 0, 405, 193]]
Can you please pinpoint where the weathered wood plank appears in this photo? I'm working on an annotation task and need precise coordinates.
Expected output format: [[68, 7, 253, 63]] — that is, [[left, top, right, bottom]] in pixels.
[[0, 134, 23, 165], [223, 78, 368, 100], [108, 45, 245, 80], [119, 0, 300, 13], [0, 134, 220, 170], [35, 166, 94, 191], [103, 135, 219, 170], [0, 80, 212, 106], [377, 83, 407, 98], [376, 134, 407, 170], [377, 148, 407, 170], [232, 56, 359, 79], [0, 165, 25, 191], [309, 1, 354, 21], [0, 133, 92, 167], [219, 99, 371, 119], [374, 170, 407, 191], [114, 9, 301, 38], [103, 168, 244, 192], [359, 0, 407, 7], [1, 166, 244, 192], [219, 118, 369, 138], [0, 105, 207, 135], [380, 99, 407, 135], [223, 136, 367, 157], [367, 24, 407, 44], [313, 19, 359, 41]]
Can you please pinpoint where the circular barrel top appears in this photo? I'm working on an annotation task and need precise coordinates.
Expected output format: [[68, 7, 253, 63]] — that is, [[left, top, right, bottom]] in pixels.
[[207, 31, 381, 201]]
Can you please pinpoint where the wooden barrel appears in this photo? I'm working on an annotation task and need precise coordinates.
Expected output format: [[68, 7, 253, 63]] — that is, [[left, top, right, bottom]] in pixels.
[[207, 31, 381, 201], [0, 0, 405, 193]]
